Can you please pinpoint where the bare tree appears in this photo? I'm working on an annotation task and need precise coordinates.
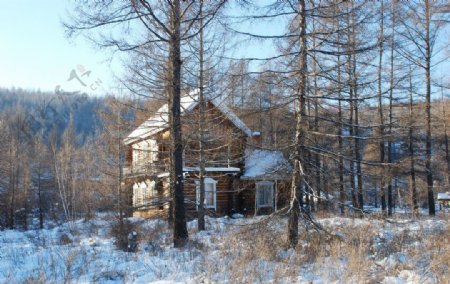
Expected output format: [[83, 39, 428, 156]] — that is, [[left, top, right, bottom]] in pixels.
[[66, 0, 226, 246], [397, 0, 449, 215]]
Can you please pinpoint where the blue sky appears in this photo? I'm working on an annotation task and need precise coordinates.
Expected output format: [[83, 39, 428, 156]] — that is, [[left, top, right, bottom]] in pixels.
[[0, 1, 447, 96], [0, 0, 118, 93], [0, 1, 281, 95]]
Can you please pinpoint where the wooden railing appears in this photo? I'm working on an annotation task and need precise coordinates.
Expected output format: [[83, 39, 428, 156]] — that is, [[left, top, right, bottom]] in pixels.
[[123, 161, 168, 176]]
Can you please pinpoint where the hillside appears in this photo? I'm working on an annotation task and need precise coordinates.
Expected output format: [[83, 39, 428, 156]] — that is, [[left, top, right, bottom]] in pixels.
[[0, 88, 103, 142]]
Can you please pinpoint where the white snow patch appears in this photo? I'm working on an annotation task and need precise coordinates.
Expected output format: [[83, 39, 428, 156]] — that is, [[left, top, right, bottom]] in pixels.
[[242, 149, 290, 178], [437, 192, 450, 200], [0, 214, 447, 283]]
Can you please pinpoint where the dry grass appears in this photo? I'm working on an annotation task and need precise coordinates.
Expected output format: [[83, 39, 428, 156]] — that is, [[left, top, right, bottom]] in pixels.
[[197, 216, 450, 283], [425, 224, 450, 283], [4, 214, 448, 283]]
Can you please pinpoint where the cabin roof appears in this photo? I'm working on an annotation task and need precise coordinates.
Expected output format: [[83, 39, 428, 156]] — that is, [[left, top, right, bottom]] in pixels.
[[437, 192, 450, 200], [241, 149, 291, 180], [154, 167, 241, 178], [124, 90, 253, 145]]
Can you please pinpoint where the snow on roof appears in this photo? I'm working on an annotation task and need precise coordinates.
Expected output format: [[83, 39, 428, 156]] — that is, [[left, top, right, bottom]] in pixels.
[[242, 149, 291, 179], [124, 90, 252, 145], [183, 167, 241, 172], [437, 192, 450, 200], [156, 167, 241, 177]]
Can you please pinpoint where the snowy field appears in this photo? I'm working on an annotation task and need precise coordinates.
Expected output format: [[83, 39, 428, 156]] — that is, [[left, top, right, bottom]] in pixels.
[[0, 212, 448, 283]]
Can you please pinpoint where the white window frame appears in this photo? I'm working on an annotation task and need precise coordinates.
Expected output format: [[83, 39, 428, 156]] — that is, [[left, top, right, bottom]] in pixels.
[[133, 180, 156, 209], [133, 183, 139, 207], [141, 141, 149, 162], [256, 181, 274, 208], [148, 139, 158, 162], [196, 177, 217, 210], [132, 143, 140, 167]]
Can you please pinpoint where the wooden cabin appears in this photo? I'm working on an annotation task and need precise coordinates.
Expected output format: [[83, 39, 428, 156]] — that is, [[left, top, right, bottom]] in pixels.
[[437, 192, 450, 211], [123, 91, 291, 218]]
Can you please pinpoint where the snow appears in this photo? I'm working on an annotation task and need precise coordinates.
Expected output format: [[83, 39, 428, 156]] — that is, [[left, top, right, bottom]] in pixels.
[[0, 214, 448, 283], [242, 149, 291, 179], [155, 167, 241, 178], [437, 192, 450, 200], [125, 90, 252, 145], [183, 166, 240, 172]]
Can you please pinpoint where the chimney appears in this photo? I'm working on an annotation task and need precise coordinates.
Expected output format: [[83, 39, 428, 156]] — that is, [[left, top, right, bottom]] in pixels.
[[252, 131, 261, 147]]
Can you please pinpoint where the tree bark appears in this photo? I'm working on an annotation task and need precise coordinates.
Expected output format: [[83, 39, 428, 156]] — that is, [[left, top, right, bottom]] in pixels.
[[312, 20, 321, 211], [346, 5, 356, 209], [288, 0, 307, 249], [335, 7, 345, 215], [169, 0, 189, 247], [198, 2, 206, 232], [424, 0, 435, 215], [377, 0, 387, 214], [408, 69, 418, 216], [442, 85, 450, 187], [350, 2, 363, 213]]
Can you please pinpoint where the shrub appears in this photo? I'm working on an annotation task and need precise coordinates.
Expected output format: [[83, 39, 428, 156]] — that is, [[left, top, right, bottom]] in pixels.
[[111, 219, 139, 252]]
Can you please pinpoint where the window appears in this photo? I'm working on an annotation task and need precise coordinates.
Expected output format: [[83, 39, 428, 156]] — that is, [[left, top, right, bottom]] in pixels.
[[148, 139, 158, 161], [256, 182, 274, 208], [141, 141, 149, 161], [196, 178, 217, 210], [133, 183, 139, 207], [132, 143, 140, 166], [132, 180, 156, 209]]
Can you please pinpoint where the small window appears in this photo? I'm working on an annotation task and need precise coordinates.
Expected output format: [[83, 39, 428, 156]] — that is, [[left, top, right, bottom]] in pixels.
[[141, 141, 149, 161], [132, 144, 140, 166], [148, 139, 158, 161], [256, 182, 274, 208], [133, 180, 155, 209], [133, 183, 139, 207], [196, 178, 217, 210]]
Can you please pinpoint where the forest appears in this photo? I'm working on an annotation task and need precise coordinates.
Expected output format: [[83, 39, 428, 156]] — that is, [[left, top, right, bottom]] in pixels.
[[0, 0, 449, 282]]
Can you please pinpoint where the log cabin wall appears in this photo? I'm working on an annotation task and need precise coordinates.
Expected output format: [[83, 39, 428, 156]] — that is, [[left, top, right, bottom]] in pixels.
[[235, 180, 290, 216], [125, 99, 295, 218], [125, 101, 249, 175], [183, 171, 237, 217], [182, 102, 247, 169], [129, 175, 290, 218], [125, 145, 133, 166]]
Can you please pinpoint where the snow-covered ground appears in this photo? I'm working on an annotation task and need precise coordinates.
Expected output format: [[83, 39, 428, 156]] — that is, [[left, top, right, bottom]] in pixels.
[[0, 213, 448, 283]]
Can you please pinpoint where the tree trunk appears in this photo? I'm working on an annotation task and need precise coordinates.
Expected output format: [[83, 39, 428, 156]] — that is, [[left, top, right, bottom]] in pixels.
[[198, 3, 206, 231], [350, 2, 363, 213], [336, 8, 345, 215], [288, 0, 307, 249], [386, 0, 396, 216], [312, 23, 321, 211], [409, 69, 418, 215], [424, 0, 435, 216], [9, 146, 16, 229], [170, 0, 188, 247], [346, 5, 356, 209], [442, 85, 450, 187], [117, 110, 124, 235], [38, 169, 44, 229], [377, 0, 387, 214]]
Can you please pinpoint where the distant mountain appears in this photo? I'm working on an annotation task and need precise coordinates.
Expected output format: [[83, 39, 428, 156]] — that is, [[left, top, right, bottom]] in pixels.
[[0, 87, 104, 142]]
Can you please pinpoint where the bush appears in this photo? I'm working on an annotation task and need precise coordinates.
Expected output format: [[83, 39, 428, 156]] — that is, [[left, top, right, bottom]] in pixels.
[[59, 233, 73, 245], [111, 219, 139, 252]]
